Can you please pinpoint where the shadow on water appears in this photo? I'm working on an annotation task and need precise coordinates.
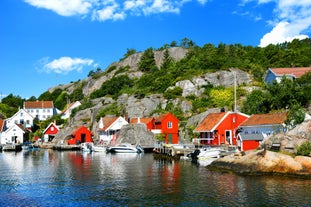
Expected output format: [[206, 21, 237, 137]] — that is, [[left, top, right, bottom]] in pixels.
[[0, 150, 311, 206]]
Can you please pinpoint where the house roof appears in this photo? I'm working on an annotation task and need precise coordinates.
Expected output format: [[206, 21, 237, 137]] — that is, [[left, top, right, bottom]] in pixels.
[[0, 119, 4, 132], [61, 101, 81, 114], [24, 100, 54, 109], [194, 112, 227, 132], [42, 122, 59, 134], [240, 112, 287, 126], [269, 67, 311, 78], [155, 112, 178, 123], [72, 126, 92, 136], [239, 133, 264, 141], [130, 117, 154, 125], [100, 117, 119, 130]]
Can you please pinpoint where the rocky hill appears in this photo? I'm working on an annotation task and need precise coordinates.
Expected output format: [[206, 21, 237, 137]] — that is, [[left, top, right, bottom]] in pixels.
[[49, 47, 253, 143]]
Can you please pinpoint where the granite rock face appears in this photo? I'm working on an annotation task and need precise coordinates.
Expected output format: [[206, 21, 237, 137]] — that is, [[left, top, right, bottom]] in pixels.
[[115, 123, 157, 147], [208, 149, 311, 177]]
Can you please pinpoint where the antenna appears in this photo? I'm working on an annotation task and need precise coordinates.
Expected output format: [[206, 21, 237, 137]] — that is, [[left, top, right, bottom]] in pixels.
[[234, 71, 237, 112]]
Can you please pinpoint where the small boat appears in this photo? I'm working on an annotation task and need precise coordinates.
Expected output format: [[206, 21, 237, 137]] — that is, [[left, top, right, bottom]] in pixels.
[[187, 146, 223, 165], [22, 142, 34, 150], [106, 143, 144, 153], [81, 142, 106, 152]]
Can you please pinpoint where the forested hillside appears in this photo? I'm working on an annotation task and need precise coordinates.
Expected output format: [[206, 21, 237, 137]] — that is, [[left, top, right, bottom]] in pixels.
[[1, 38, 311, 135]]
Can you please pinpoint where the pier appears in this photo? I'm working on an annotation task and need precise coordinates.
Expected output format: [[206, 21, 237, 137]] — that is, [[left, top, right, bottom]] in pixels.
[[153, 144, 195, 159]]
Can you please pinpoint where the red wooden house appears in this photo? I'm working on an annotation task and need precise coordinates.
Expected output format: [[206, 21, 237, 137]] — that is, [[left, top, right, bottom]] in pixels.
[[67, 126, 93, 145], [42, 122, 59, 142], [154, 113, 179, 144], [236, 112, 287, 151], [193, 111, 249, 146], [130, 117, 155, 131]]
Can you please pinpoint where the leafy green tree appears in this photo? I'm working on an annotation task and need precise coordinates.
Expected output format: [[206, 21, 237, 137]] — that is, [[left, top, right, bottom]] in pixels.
[[161, 49, 173, 70], [38, 91, 53, 101], [70, 86, 84, 102], [284, 104, 305, 129], [54, 92, 69, 110], [209, 87, 234, 108], [2, 94, 23, 108], [138, 47, 158, 73], [90, 75, 134, 99], [296, 141, 311, 156], [0, 103, 17, 118], [27, 96, 37, 101], [241, 90, 270, 114], [123, 48, 136, 59]]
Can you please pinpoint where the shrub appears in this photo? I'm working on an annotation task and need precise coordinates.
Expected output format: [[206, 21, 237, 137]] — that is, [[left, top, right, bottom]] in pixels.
[[296, 141, 311, 156]]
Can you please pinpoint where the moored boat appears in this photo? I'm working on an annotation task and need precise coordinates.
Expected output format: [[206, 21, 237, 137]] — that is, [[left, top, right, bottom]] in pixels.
[[106, 143, 144, 153], [81, 142, 106, 152]]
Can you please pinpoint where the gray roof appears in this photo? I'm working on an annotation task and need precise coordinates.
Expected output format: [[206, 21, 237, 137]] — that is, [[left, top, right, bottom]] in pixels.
[[239, 133, 264, 141]]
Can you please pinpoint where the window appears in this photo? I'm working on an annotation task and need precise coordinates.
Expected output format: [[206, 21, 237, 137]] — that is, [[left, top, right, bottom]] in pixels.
[[167, 121, 173, 128]]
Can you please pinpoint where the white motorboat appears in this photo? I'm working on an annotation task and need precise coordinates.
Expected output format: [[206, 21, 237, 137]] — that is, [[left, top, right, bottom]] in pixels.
[[187, 146, 223, 165], [106, 143, 144, 153], [197, 147, 222, 160], [81, 142, 106, 152]]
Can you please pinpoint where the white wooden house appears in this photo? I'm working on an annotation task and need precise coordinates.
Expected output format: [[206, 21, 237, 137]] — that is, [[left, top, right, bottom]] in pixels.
[[1, 123, 29, 144], [98, 116, 128, 144], [61, 101, 81, 119], [23, 100, 58, 121], [6, 108, 34, 129]]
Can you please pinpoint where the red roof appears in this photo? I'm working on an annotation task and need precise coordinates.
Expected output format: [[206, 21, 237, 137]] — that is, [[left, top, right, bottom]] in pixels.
[[100, 117, 119, 130], [0, 120, 4, 131], [240, 112, 287, 126], [130, 117, 154, 124], [194, 112, 227, 131], [270, 67, 311, 78], [24, 101, 54, 109]]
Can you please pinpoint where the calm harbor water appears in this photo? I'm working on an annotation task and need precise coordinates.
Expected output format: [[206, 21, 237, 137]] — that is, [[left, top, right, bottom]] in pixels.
[[0, 149, 310, 207]]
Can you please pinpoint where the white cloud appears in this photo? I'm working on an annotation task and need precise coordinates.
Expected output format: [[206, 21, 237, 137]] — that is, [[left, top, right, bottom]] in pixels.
[[142, 0, 180, 15], [42, 57, 94, 74], [259, 21, 309, 47], [24, 0, 92, 16], [92, 3, 126, 21], [24, 0, 208, 21], [251, 0, 311, 47]]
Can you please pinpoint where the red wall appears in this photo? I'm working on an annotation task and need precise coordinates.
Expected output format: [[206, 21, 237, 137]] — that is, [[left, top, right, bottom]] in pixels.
[[155, 113, 179, 144], [242, 140, 260, 151], [68, 126, 93, 145], [201, 113, 248, 146], [44, 124, 58, 135]]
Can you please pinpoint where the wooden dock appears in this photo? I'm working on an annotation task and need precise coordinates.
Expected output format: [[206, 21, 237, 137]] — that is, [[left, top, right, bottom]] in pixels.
[[2, 144, 22, 152], [153, 144, 194, 159]]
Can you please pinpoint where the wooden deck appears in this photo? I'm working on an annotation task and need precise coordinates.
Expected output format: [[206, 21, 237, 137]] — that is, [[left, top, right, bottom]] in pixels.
[[153, 144, 195, 159]]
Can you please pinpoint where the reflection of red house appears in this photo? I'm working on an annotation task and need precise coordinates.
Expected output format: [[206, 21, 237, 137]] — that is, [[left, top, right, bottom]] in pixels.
[[43, 122, 59, 142], [154, 113, 179, 144], [130, 117, 155, 131], [194, 111, 249, 146], [67, 126, 93, 145]]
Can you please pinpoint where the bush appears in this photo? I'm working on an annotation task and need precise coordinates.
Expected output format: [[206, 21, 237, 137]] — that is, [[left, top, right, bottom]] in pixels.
[[296, 141, 311, 156]]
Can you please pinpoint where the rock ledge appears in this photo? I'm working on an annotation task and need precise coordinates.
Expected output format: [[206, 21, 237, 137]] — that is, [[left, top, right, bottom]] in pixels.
[[207, 149, 311, 178]]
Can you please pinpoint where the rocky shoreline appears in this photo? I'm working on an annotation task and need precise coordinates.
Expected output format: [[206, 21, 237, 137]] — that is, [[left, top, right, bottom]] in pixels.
[[207, 149, 311, 178]]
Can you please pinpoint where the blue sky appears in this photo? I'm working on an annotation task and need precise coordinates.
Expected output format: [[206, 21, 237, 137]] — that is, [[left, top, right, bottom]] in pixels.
[[1, 0, 310, 99]]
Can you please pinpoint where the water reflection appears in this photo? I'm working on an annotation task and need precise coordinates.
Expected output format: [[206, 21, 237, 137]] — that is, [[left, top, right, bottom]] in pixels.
[[0, 150, 311, 206]]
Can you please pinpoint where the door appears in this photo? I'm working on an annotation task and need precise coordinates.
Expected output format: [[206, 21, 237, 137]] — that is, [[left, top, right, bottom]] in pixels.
[[81, 134, 86, 143], [168, 134, 172, 144], [225, 130, 232, 145]]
